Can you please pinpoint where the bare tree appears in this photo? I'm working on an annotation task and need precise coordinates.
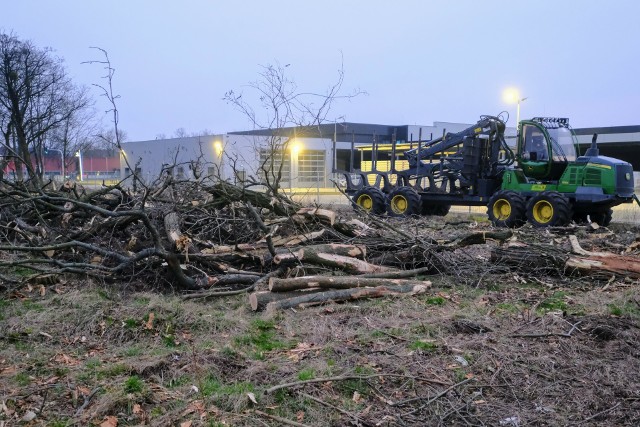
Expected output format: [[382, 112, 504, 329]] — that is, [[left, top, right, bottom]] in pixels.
[[224, 60, 362, 196], [0, 32, 92, 186]]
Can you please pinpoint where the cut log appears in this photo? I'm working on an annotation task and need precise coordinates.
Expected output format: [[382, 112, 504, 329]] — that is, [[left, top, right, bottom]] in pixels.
[[333, 218, 373, 238], [249, 289, 323, 311], [292, 207, 336, 226], [274, 243, 366, 263], [491, 238, 640, 279], [274, 245, 388, 275], [265, 283, 430, 312], [164, 212, 196, 254], [268, 276, 431, 292]]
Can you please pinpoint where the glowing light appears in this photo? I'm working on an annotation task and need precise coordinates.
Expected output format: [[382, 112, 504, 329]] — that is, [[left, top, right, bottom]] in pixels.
[[213, 141, 223, 155], [290, 140, 302, 154], [502, 87, 520, 104]]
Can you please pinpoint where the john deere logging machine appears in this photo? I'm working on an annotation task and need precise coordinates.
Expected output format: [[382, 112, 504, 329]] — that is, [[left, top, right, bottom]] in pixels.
[[337, 115, 638, 227]]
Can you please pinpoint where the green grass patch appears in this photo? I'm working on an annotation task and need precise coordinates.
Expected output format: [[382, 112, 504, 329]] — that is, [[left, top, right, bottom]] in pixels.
[[124, 375, 145, 393], [297, 368, 315, 381], [14, 372, 32, 386], [409, 340, 438, 352], [538, 292, 568, 312], [234, 319, 292, 359], [608, 302, 640, 317], [425, 296, 446, 306], [200, 375, 255, 397]]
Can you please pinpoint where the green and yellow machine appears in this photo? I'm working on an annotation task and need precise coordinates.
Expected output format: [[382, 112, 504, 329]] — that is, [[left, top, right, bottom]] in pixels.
[[339, 115, 638, 227]]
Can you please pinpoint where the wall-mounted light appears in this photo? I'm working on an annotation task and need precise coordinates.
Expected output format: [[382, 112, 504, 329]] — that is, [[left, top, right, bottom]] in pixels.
[[214, 140, 223, 156]]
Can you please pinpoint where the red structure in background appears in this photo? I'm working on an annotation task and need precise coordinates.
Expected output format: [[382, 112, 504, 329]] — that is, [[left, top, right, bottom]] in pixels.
[[3, 149, 120, 180]]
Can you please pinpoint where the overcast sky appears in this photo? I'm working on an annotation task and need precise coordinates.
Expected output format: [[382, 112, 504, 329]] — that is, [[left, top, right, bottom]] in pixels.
[[4, 0, 640, 141]]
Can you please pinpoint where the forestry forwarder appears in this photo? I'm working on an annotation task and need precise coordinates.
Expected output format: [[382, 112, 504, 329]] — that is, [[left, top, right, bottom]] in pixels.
[[337, 115, 639, 227]]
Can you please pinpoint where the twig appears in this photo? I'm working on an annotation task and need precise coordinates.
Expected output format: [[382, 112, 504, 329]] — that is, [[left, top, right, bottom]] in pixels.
[[181, 268, 285, 300], [74, 386, 102, 416], [265, 373, 447, 395], [253, 409, 311, 427], [574, 402, 620, 424], [393, 377, 474, 408], [298, 392, 373, 427], [510, 321, 583, 339]]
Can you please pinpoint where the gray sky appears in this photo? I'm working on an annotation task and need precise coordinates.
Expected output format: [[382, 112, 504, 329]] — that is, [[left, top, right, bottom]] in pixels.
[[5, 0, 640, 141]]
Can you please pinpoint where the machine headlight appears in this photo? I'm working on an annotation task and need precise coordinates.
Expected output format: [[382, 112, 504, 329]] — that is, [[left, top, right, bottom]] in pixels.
[[625, 172, 631, 181]]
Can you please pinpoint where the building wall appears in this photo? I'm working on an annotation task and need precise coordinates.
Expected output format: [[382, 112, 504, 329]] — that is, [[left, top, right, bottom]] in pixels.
[[120, 135, 225, 184]]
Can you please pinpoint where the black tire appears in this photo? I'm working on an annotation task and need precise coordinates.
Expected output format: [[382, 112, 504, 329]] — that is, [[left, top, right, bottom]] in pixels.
[[526, 191, 573, 227], [352, 187, 386, 215], [589, 209, 613, 227], [487, 190, 526, 228], [387, 186, 421, 217], [572, 212, 588, 224], [421, 202, 451, 217]]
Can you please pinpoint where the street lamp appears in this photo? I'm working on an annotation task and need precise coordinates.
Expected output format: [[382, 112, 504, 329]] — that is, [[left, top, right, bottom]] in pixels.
[[75, 150, 83, 181], [503, 88, 528, 131]]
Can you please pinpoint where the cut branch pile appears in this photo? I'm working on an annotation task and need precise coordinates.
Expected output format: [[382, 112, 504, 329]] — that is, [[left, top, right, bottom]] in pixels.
[[1, 176, 638, 310]]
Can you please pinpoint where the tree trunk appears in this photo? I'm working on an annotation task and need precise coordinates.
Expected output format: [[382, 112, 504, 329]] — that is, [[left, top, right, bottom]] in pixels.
[[268, 275, 431, 292], [249, 289, 323, 311], [265, 283, 430, 312]]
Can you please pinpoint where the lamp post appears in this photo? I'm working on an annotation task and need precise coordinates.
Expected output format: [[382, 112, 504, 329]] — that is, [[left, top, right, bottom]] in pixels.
[[75, 150, 83, 181], [503, 88, 528, 134]]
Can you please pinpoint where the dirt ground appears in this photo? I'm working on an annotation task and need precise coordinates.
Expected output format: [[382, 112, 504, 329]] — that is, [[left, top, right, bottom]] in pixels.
[[1, 213, 640, 426]]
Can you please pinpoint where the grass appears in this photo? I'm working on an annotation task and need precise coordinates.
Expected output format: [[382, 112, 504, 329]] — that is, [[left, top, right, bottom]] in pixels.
[[297, 368, 315, 381], [233, 318, 293, 359], [538, 291, 568, 312], [409, 340, 438, 352], [124, 375, 145, 393]]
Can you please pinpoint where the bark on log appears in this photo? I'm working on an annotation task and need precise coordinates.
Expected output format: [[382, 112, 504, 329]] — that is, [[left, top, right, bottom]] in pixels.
[[249, 289, 323, 311], [265, 283, 430, 312], [274, 247, 388, 274], [491, 238, 640, 278], [268, 276, 431, 292], [333, 219, 373, 238], [292, 207, 336, 226], [164, 212, 196, 254], [274, 243, 366, 262]]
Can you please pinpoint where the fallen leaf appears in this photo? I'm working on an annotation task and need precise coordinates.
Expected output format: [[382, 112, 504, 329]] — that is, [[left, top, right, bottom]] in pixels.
[[180, 421, 192, 427], [132, 403, 142, 414], [247, 392, 258, 404], [352, 391, 362, 403], [297, 411, 305, 422], [100, 415, 118, 427], [22, 410, 37, 422], [39, 285, 46, 296], [145, 312, 155, 330]]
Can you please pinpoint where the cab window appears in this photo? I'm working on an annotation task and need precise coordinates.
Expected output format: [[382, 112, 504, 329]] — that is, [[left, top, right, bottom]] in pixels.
[[522, 125, 547, 161]]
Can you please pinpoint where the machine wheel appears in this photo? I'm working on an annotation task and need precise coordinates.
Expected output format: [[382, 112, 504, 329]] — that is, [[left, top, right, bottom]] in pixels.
[[487, 190, 526, 228], [589, 209, 613, 227], [421, 203, 451, 217], [526, 191, 573, 227], [387, 186, 421, 217], [572, 212, 588, 224], [352, 187, 386, 215]]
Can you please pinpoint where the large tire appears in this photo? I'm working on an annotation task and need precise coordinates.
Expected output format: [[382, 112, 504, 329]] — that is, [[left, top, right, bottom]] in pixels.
[[526, 191, 573, 227], [589, 209, 613, 227], [387, 186, 421, 217], [352, 187, 386, 215], [487, 190, 526, 228]]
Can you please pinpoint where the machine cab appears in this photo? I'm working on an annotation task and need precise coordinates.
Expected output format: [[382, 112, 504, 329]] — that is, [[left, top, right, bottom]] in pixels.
[[517, 117, 578, 181]]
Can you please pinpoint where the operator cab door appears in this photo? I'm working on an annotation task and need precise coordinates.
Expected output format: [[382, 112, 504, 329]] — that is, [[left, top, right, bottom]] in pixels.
[[519, 123, 550, 180]]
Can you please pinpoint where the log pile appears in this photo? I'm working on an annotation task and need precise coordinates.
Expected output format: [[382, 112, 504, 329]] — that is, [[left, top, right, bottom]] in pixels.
[[1, 175, 638, 310]]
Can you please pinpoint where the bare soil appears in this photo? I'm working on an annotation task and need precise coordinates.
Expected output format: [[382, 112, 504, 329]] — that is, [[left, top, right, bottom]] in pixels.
[[2, 214, 640, 426]]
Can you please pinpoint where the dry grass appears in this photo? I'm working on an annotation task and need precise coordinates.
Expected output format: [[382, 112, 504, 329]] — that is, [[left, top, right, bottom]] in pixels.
[[2, 218, 640, 426]]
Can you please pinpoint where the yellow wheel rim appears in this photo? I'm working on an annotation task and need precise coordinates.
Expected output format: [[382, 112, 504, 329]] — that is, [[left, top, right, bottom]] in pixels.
[[532, 200, 554, 223], [391, 195, 408, 214], [356, 194, 373, 211], [493, 199, 511, 220]]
